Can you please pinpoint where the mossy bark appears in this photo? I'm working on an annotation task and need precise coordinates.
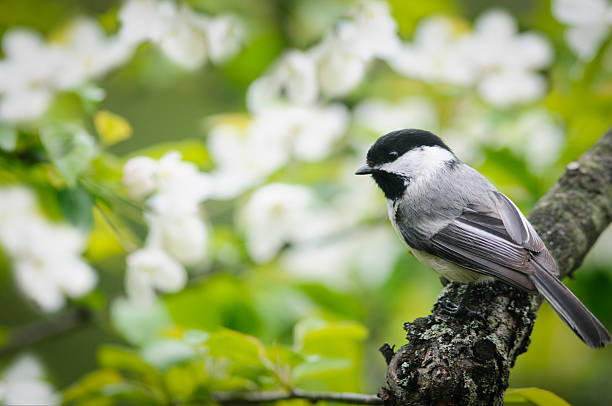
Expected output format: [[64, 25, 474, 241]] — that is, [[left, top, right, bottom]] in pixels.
[[379, 128, 612, 406]]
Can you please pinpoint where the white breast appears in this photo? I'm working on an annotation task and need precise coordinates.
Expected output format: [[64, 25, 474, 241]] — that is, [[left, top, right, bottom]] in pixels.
[[412, 249, 494, 284]]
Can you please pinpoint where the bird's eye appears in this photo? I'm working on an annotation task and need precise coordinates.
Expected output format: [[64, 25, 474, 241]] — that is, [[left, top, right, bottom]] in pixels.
[[389, 151, 399, 159]]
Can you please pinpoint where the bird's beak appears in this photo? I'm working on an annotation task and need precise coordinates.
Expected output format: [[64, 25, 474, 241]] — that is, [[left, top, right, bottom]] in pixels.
[[355, 164, 374, 175]]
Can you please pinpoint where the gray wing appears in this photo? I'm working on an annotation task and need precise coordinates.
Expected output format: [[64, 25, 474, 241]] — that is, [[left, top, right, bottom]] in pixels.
[[422, 191, 557, 292]]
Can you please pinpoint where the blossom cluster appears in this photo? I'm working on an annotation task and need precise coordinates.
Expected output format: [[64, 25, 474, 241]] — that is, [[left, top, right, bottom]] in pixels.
[[203, 1, 397, 200], [0, 0, 244, 123], [389, 10, 553, 107], [0, 355, 58, 406], [122, 151, 211, 303], [552, 0, 612, 60], [118, 0, 244, 69], [239, 182, 402, 287], [0, 187, 97, 312], [247, 4, 553, 110], [247, 1, 399, 109], [206, 105, 349, 199]]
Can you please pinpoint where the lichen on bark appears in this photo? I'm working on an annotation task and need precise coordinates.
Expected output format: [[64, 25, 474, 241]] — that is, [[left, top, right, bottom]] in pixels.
[[380, 127, 612, 406]]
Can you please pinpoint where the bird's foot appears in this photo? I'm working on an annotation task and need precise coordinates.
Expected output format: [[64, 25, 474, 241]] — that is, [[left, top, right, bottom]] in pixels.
[[439, 300, 486, 323], [440, 300, 460, 315]]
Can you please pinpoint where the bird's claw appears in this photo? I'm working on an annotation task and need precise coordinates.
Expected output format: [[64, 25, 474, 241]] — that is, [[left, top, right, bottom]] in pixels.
[[440, 300, 486, 323], [440, 300, 460, 315]]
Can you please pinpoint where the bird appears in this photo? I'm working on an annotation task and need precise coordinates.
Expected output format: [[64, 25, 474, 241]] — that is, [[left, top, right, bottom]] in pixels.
[[355, 128, 611, 348]]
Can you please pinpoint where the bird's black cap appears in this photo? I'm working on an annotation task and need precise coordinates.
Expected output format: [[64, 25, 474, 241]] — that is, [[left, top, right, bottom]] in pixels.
[[365, 129, 451, 167]]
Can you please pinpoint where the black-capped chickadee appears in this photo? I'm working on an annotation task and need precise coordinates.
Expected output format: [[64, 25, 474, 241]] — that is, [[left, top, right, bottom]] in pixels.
[[356, 129, 611, 348]]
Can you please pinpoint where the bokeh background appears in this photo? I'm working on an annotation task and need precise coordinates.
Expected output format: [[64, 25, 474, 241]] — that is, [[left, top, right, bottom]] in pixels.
[[1, 0, 612, 405]]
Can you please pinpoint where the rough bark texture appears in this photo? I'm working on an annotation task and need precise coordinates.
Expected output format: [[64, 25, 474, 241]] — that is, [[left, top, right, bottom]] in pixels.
[[380, 127, 612, 406]]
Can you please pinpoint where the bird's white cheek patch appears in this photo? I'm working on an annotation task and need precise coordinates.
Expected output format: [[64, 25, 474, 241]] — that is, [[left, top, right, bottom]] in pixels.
[[379, 146, 455, 179], [416, 147, 456, 175]]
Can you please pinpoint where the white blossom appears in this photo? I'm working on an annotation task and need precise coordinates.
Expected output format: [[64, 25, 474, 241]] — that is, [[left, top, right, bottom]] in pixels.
[[388, 17, 476, 86], [477, 70, 546, 108], [53, 18, 132, 88], [0, 29, 63, 122], [280, 162, 401, 287], [157, 5, 209, 70], [0, 17, 131, 123], [123, 156, 158, 199], [126, 247, 186, 304], [153, 151, 211, 207], [552, 0, 612, 60], [207, 122, 287, 199], [123, 151, 211, 208], [247, 50, 318, 112], [207, 104, 347, 199], [388, 10, 553, 107], [0, 186, 97, 312], [354, 97, 438, 134], [440, 103, 564, 169], [496, 110, 565, 171], [282, 225, 401, 288], [240, 183, 316, 263], [465, 9, 552, 107], [0, 355, 59, 406], [313, 0, 400, 97], [349, 0, 401, 59], [206, 15, 245, 63], [246, 0, 399, 105], [249, 103, 348, 162], [118, 0, 170, 45], [118, 0, 244, 70], [313, 23, 370, 98], [146, 211, 209, 265], [122, 151, 211, 284]]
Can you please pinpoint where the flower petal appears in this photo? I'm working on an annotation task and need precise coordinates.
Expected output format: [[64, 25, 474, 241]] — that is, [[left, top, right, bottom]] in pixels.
[[14, 261, 65, 312], [565, 25, 609, 60]]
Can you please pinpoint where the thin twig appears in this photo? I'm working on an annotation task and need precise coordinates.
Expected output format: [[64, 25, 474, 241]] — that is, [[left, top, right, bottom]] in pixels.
[[0, 307, 94, 358], [212, 389, 383, 405]]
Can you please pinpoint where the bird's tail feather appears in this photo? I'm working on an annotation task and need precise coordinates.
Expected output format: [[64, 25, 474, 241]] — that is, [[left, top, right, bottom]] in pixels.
[[529, 259, 611, 348]]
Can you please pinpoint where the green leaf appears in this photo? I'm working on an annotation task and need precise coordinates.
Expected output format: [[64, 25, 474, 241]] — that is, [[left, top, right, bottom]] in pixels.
[[97, 345, 156, 376], [296, 283, 364, 319], [0, 125, 18, 151], [111, 298, 172, 346], [291, 356, 353, 384], [504, 387, 571, 406], [94, 110, 133, 146], [141, 339, 197, 370], [99, 382, 160, 405], [266, 344, 303, 371], [206, 329, 269, 368], [63, 369, 123, 403], [182, 329, 210, 345], [58, 185, 94, 232], [75, 84, 106, 113], [164, 274, 260, 333], [40, 124, 97, 186], [294, 318, 368, 354], [163, 363, 203, 400]]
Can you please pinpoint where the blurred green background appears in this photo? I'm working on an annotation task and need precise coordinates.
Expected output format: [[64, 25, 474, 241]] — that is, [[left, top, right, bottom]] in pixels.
[[1, 0, 612, 405]]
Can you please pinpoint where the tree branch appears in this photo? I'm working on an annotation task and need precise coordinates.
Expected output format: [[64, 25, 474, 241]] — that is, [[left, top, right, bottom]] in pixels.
[[381, 127, 612, 406], [0, 307, 94, 358], [212, 389, 383, 405]]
